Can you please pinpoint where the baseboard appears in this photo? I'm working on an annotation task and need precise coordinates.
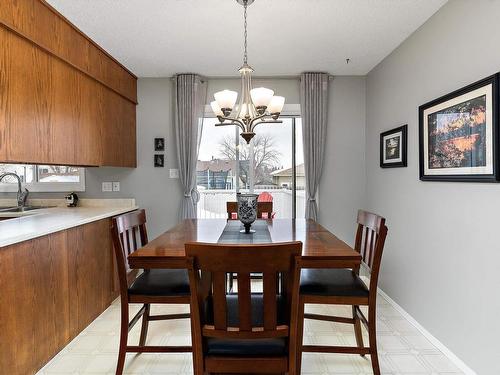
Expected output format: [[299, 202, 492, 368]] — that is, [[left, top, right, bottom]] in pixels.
[[377, 288, 477, 375]]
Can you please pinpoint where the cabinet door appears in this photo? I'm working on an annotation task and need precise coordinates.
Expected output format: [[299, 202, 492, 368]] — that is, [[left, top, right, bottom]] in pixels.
[[67, 219, 116, 335], [0, 231, 70, 375], [4, 30, 52, 164], [101, 89, 137, 167], [0, 28, 9, 160], [75, 74, 103, 166]]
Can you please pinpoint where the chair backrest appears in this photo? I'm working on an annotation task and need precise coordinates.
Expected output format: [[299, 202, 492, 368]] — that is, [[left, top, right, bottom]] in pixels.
[[258, 191, 273, 202], [226, 201, 274, 220], [186, 242, 301, 342], [354, 210, 388, 291], [111, 209, 149, 290], [257, 201, 273, 219]]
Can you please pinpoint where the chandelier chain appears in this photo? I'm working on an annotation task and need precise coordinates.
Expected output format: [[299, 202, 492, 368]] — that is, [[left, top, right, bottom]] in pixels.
[[243, 1, 248, 64]]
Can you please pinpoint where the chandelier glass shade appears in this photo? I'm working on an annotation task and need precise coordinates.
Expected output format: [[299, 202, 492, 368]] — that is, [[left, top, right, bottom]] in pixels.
[[211, 0, 285, 143]]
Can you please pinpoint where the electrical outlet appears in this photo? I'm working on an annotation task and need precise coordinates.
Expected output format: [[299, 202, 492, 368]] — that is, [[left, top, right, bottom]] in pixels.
[[112, 182, 120, 192], [102, 182, 113, 192], [169, 169, 179, 179]]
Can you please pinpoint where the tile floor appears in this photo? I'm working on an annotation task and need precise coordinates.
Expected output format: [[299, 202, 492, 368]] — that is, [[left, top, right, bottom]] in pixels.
[[37, 290, 464, 375]]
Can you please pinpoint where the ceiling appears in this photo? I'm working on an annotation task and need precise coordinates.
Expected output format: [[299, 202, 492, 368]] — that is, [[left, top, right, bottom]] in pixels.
[[46, 0, 447, 78]]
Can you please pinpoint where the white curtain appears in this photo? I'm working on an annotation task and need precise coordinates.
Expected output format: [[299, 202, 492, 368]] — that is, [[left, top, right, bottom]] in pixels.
[[173, 74, 207, 219], [300, 72, 329, 221]]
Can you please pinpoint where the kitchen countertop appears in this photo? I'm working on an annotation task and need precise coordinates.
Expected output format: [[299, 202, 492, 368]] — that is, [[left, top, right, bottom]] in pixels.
[[0, 199, 138, 248]]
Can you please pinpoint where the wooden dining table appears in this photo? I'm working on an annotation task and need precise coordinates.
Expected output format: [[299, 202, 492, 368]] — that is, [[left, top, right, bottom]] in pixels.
[[128, 218, 361, 270]]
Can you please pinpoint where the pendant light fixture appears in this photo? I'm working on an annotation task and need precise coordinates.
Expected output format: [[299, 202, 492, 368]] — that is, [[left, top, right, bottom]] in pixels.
[[210, 0, 285, 143]]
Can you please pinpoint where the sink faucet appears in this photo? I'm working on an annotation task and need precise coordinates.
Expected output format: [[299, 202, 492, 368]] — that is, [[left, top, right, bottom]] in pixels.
[[0, 172, 29, 208]]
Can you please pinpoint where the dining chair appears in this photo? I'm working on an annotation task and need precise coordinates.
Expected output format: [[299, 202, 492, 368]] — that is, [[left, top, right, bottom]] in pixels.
[[295, 210, 388, 375], [226, 201, 274, 220], [185, 241, 302, 375], [111, 209, 192, 375]]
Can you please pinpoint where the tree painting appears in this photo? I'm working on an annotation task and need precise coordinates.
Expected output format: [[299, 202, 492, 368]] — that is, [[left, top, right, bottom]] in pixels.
[[428, 95, 487, 169]]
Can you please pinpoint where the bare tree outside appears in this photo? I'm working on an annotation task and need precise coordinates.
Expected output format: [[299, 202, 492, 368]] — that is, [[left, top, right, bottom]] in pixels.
[[218, 134, 282, 186]]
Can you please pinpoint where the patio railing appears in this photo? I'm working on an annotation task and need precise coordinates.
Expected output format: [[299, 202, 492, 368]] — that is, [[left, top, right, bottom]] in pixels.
[[197, 188, 305, 219]]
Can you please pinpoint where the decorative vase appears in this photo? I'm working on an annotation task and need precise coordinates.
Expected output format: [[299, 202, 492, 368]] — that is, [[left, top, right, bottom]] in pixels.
[[237, 193, 258, 234]]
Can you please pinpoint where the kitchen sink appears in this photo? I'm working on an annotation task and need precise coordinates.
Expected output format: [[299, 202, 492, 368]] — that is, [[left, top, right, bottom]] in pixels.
[[0, 206, 54, 213]]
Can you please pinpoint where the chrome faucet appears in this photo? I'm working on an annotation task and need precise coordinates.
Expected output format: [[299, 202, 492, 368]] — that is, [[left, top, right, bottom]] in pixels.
[[0, 172, 29, 208]]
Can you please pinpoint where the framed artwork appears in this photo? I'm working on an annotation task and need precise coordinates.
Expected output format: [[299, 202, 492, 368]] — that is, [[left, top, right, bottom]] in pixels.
[[419, 74, 499, 182], [380, 125, 407, 168], [154, 154, 164, 167], [154, 137, 165, 151]]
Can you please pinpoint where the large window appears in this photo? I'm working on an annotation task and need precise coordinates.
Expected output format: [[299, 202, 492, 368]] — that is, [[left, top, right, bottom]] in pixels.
[[197, 113, 305, 219], [0, 164, 85, 192]]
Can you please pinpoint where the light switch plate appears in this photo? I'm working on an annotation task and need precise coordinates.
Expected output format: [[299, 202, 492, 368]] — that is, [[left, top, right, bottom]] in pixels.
[[102, 182, 113, 192], [169, 169, 179, 179], [112, 182, 120, 192]]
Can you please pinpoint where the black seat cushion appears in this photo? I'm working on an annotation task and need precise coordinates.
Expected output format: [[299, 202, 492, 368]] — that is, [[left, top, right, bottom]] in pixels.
[[128, 269, 190, 296], [300, 269, 369, 297], [205, 294, 287, 357], [206, 337, 286, 357]]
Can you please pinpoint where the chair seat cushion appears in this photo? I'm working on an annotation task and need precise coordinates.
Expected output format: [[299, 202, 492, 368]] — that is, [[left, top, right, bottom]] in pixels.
[[300, 269, 369, 298], [206, 337, 286, 357], [128, 269, 190, 296], [205, 294, 287, 357]]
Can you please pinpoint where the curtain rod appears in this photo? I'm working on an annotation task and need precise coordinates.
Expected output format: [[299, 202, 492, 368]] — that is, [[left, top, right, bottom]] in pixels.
[[170, 74, 334, 81]]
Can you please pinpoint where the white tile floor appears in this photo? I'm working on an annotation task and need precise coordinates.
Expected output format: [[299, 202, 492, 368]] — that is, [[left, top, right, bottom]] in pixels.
[[37, 291, 464, 375]]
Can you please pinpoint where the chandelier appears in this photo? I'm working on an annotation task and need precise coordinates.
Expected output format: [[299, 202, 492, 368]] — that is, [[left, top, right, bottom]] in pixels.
[[210, 0, 285, 144]]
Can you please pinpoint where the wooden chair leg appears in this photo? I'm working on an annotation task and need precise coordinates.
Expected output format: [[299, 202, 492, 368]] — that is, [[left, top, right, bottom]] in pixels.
[[368, 309, 380, 375], [295, 298, 305, 375], [139, 303, 150, 346], [116, 299, 129, 375], [353, 305, 365, 357]]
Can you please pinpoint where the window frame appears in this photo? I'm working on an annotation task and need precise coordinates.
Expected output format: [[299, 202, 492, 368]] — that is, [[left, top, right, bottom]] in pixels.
[[0, 166, 86, 193]]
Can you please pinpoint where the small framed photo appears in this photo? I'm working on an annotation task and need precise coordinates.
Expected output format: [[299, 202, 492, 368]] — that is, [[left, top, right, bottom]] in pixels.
[[154, 154, 164, 167], [154, 137, 165, 151], [419, 74, 499, 182], [380, 125, 407, 168]]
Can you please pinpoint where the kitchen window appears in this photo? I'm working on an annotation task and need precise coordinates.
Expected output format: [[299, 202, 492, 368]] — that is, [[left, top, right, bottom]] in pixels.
[[0, 164, 85, 192]]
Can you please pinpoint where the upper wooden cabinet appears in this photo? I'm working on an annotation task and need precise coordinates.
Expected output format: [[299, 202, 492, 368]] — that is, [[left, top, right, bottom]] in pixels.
[[0, 0, 137, 167]]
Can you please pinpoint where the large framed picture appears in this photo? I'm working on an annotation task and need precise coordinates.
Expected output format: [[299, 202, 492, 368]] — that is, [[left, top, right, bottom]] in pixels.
[[419, 74, 499, 182], [380, 125, 407, 168]]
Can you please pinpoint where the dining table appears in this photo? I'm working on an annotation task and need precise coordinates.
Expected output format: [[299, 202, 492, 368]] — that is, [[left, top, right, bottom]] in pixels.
[[128, 218, 361, 271]]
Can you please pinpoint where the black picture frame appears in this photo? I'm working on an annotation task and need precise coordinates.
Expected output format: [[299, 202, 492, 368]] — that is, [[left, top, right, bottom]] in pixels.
[[154, 154, 164, 167], [154, 137, 165, 151], [418, 73, 499, 182], [380, 125, 408, 168]]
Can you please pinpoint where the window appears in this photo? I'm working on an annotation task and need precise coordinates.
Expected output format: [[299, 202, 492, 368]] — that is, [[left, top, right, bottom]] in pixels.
[[0, 164, 85, 192], [197, 107, 305, 219]]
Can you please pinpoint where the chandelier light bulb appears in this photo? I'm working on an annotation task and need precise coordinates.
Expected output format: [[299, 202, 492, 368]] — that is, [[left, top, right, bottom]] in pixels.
[[268, 96, 285, 115], [214, 90, 238, 112], [210, 101, 223, 117], [238, 103, 250, 119], [250, 87, 274, 109]]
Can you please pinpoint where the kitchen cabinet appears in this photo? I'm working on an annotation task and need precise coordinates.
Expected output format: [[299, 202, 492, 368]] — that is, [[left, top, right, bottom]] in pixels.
[[0, 218, 119, 375], [0, 0, 137, 167]]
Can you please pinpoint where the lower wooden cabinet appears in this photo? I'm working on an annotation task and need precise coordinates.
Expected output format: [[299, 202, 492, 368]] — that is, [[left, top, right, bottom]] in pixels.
[[0, 218, 119, 375]]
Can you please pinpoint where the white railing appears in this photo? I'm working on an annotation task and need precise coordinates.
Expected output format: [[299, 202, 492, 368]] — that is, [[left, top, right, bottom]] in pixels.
[[197, 188, 305, 219]]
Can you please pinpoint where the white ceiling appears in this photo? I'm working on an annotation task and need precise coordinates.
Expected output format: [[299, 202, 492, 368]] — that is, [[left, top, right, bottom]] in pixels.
[[46, 0, 447, 78]]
